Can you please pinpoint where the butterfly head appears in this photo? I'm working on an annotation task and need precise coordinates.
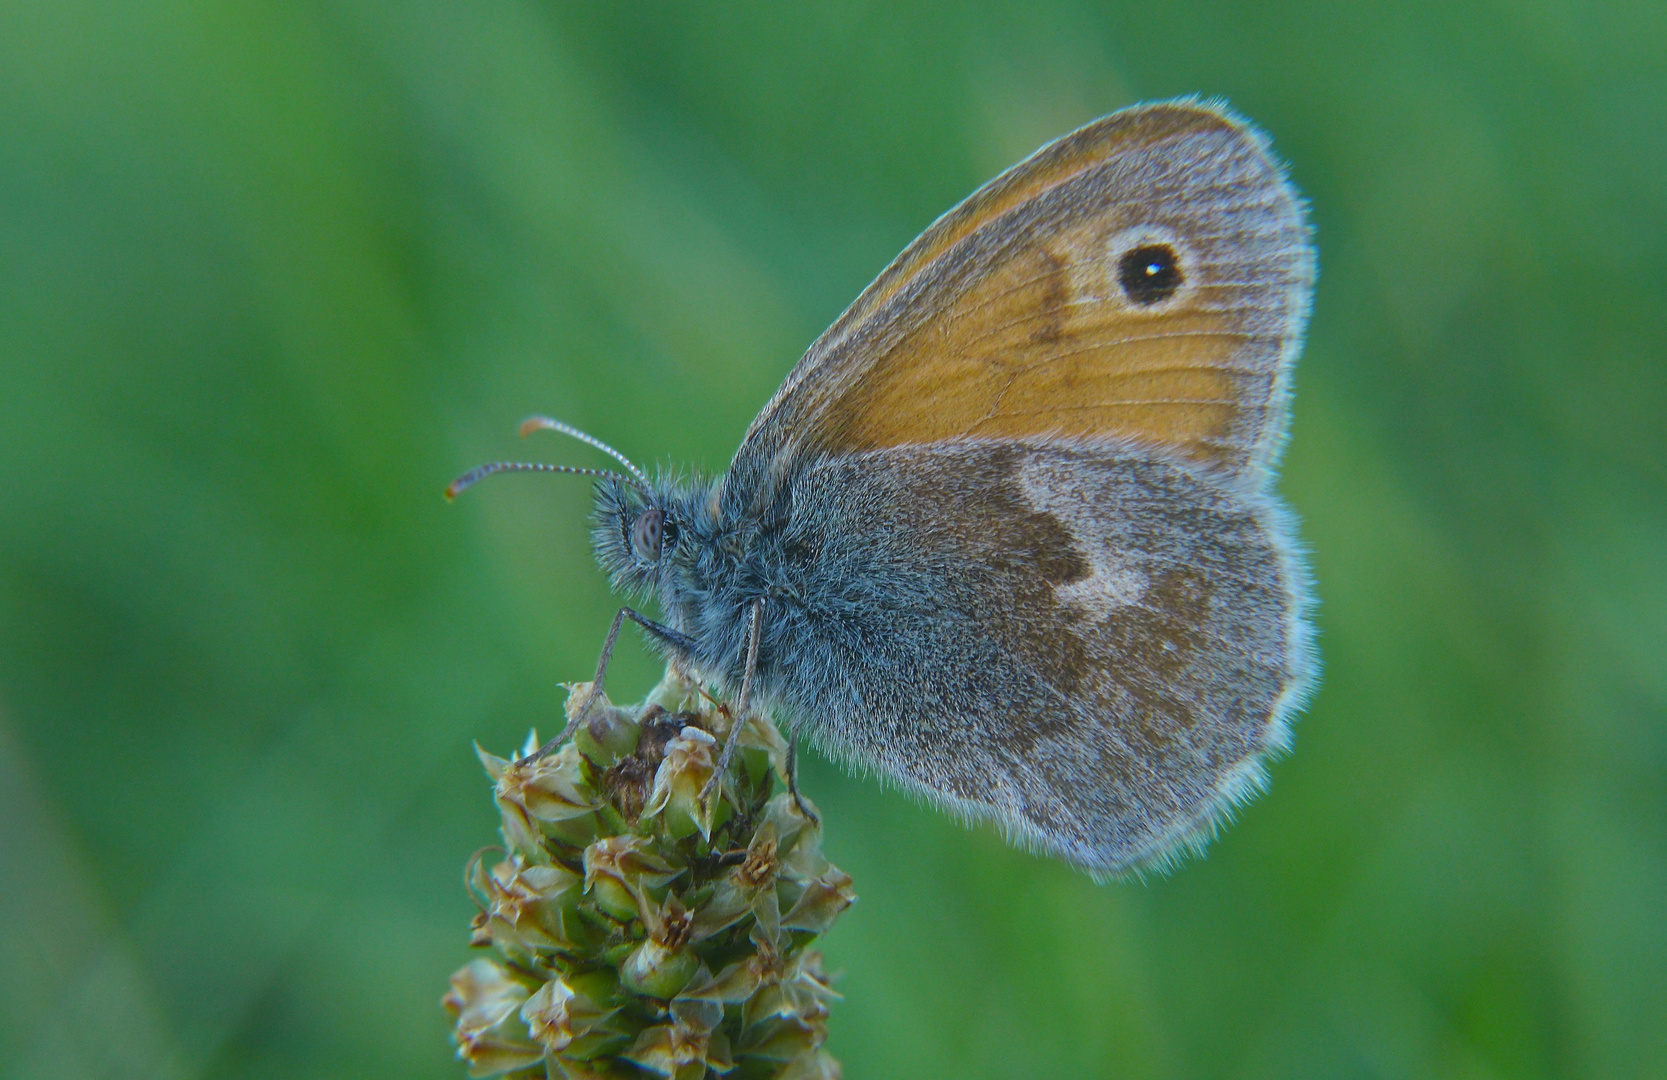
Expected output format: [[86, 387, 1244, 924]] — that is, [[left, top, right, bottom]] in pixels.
[[590, 471, 718, 601]]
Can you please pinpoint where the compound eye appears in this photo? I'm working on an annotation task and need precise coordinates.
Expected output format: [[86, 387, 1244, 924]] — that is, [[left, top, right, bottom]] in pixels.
[[630, 507, 664, 562]]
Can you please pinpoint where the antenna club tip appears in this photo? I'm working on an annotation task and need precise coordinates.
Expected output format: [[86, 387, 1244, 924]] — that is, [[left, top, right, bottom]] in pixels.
[[519, 416, 556, 438], [446, 466, 490, 500]]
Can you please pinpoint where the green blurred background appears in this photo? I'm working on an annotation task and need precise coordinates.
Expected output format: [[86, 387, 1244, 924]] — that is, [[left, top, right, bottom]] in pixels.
[[2, 2, 1664, 1078]]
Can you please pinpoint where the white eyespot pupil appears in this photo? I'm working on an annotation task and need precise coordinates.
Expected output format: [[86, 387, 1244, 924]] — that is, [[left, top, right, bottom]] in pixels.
[[1117, 243, 1183, 305]]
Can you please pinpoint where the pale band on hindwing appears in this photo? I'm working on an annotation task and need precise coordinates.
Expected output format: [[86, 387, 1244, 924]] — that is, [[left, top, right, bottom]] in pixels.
[[762, 438, 1312, 874]]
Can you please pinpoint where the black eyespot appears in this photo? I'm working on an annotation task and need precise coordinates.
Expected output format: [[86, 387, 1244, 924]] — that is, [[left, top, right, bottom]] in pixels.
[[630, 507, 664, 562], [1117, 243, 1183, 305]]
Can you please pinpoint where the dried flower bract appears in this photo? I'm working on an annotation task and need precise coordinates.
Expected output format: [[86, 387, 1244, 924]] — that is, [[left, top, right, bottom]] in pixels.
[[445, 668, 852, 1079]]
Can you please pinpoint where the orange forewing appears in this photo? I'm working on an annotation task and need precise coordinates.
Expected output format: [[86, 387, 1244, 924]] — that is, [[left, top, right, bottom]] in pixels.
[[737, 101, 1310, 482], [828, 225, 1255, 457]]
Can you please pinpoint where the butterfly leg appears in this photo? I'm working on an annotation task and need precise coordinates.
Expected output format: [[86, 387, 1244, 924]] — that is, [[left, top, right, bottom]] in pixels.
[[785, 729, 819, 826], [619, 609, 700, 661], [520, 606, 698, 763], [700, 597, 764, 810]]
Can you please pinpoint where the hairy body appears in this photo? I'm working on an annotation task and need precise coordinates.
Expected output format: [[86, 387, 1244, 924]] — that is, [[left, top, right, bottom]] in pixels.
[[594, 435, 1308, 872]]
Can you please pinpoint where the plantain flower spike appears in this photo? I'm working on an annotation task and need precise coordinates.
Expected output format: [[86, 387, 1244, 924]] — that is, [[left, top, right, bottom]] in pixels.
[[444, 666, 854, 1079]]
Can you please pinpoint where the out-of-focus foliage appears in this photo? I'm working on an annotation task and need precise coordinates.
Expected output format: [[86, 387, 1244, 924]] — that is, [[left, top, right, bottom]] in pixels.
[[0, 3, 1662, 1078]]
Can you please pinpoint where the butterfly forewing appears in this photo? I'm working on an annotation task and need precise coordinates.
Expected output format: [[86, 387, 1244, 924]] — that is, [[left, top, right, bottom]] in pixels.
[[730, 100, 1312, 494]]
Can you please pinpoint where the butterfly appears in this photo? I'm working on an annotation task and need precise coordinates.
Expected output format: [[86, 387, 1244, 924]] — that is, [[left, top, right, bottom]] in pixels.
[[452, 99, 1317, 876]]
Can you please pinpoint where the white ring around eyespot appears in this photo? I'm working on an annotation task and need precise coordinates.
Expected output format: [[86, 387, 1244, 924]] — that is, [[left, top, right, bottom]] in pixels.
[[1103, 224, 1195, 313]]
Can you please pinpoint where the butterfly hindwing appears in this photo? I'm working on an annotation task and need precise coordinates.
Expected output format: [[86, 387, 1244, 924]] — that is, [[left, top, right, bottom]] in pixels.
[[768, 439, 1312, 874]]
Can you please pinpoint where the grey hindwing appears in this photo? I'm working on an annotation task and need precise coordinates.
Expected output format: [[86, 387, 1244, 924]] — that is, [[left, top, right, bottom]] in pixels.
[[763, 439, 1311, 875]]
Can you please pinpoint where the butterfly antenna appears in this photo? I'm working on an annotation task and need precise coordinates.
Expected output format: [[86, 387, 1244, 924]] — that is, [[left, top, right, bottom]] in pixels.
[[519, 416, 651, 489], [444, 461, 635, 501]]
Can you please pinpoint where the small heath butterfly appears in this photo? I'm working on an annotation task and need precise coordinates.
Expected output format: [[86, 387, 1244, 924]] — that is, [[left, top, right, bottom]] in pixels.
[[452, 99, 1316, 875]]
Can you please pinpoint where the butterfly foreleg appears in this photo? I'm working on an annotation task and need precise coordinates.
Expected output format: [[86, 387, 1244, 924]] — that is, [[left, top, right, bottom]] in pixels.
[[519, 606, 699, 763], [785, 728, 819, 826], [700, 597, 764, 813]]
